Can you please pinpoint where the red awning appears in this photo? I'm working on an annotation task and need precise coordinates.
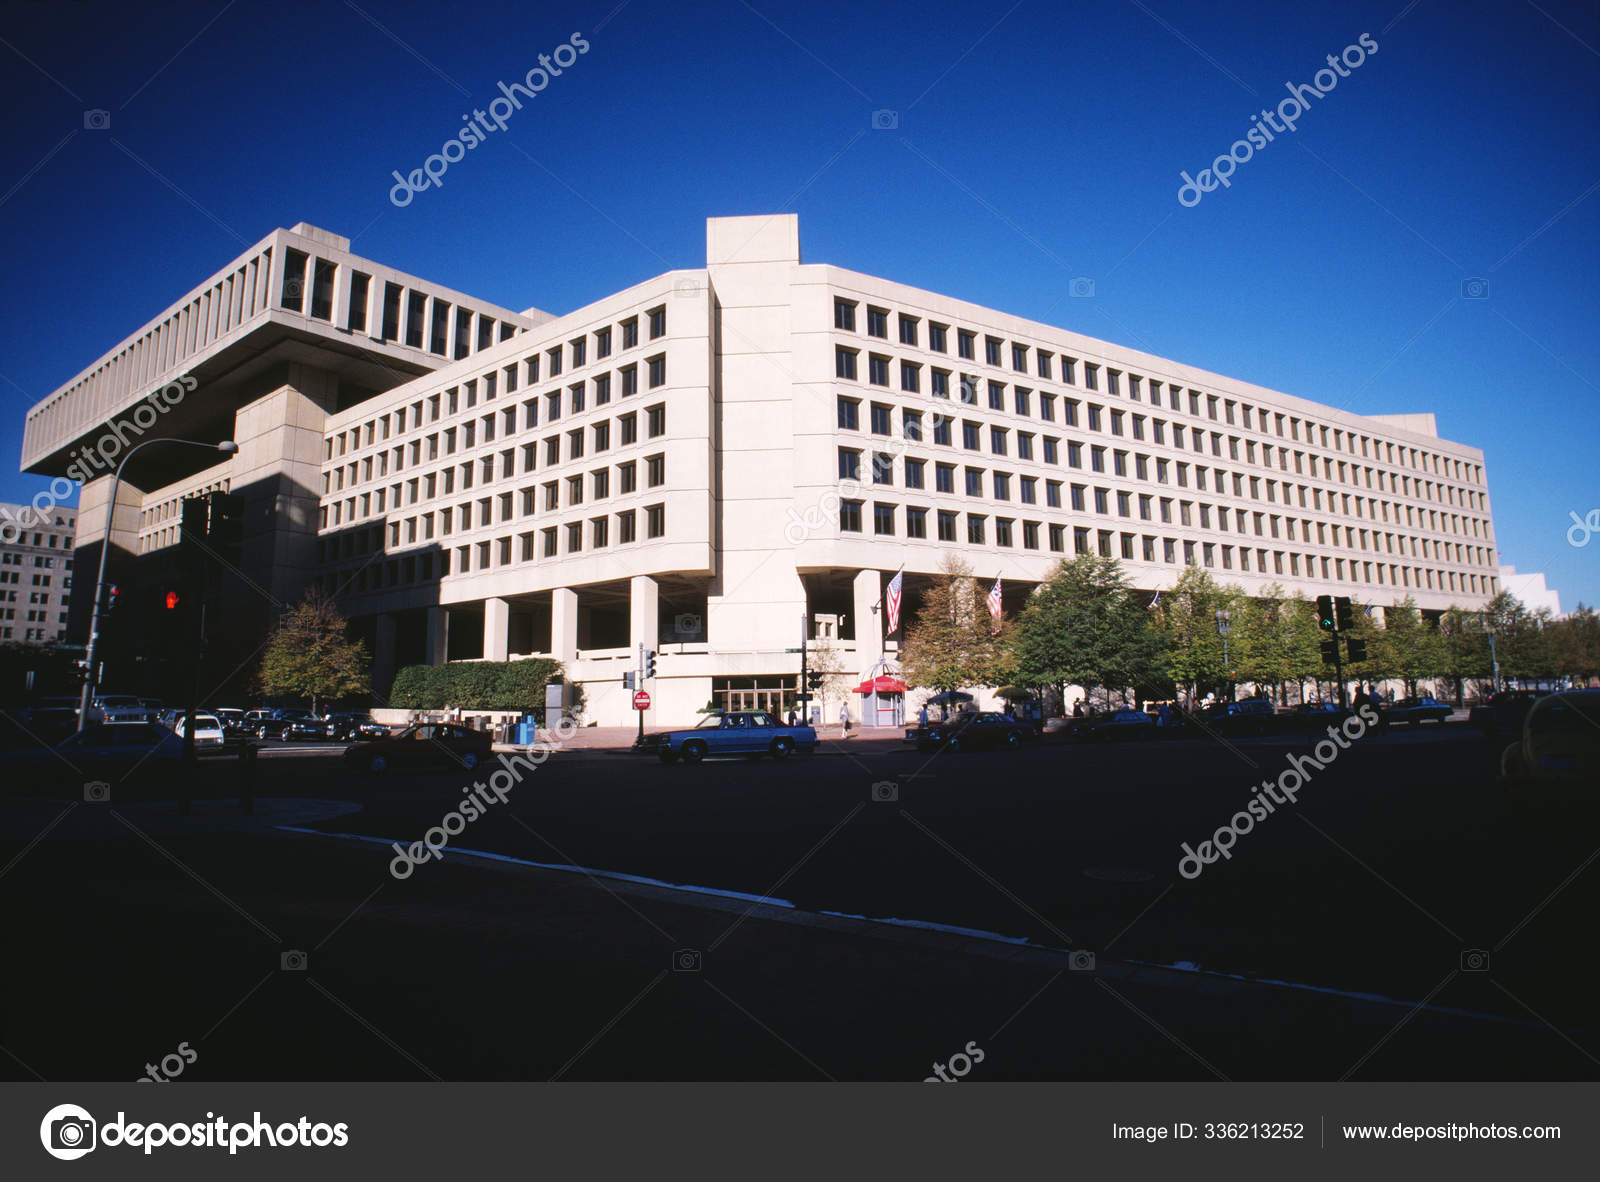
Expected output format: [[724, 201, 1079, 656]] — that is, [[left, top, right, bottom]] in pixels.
[[852, 675, 908, 695]]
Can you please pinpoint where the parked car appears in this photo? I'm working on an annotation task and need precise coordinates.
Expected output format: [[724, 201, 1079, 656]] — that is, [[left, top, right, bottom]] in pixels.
[[343, 723, 494, 773], [1382, 696, 1453, 726], [211, 708, 247, 736], [1200, 698, 1277, 735], [282, 716, 334, 741], [1500, 689, 1600, 793], [907, 711, 1036, 753], [643, 711, 818, 764], [93, 694, 154, 724], [1087, 708, 1157, 742], [171, 713, 226, 746], [326, 713, 389, 742], [255, 709, 314, 740]]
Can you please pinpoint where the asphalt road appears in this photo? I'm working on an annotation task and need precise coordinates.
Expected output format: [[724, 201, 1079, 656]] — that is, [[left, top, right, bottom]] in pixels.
[[3, 723, 1595, 1081], [259, 724, 1600, 1029]]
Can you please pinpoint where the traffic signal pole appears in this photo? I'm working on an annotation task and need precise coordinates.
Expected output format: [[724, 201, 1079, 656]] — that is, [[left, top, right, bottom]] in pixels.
[[636, 641, 645, 745], [799, 613, 808, 724]]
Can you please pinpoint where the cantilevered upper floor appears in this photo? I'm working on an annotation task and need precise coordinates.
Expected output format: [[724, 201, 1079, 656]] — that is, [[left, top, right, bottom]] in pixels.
[[21, 223, 550, 477]]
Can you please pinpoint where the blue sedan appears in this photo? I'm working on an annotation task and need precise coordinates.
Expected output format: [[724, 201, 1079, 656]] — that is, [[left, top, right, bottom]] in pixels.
[[643, 712, 818, 764]]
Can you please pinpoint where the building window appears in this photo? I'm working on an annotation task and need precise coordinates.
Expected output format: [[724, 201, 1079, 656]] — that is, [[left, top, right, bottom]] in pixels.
[[866, 307, 888, 338], [898, 315, 919, 346], [646, 454, 666, 487], [648, 306, 666, 339], [874, 503, 895, 535], [935, 463, 955, 493], [645, 504, 665, 538], [839, 449, 861, 480], [840, 499, 863, 532], [907, 507, 928, 538], [619, 510, 636, 543], [938, 511, 958, 542], [870, 403, 891, 434], [868, 355, 890, 386], [835, 299, 857, 331], [836, 347, 858, 380], [967, 515, 986, 544], [838, 397, 860, 430], [928, 323, 947, 352], [958, 330, 975, 360], [646, 404, 666, 437], [900, 361, 920, 393], [904, 459, 925, 489], [647, 355, 666, 388]]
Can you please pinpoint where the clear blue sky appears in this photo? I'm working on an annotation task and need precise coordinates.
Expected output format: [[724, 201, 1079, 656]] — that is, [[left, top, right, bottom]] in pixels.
[[2, 0, 1595, 607]]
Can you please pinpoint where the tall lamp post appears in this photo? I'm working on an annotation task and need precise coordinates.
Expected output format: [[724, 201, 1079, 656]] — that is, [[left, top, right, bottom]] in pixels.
[[1215, 609, 1232, 700], [77, 438, 238, 731]]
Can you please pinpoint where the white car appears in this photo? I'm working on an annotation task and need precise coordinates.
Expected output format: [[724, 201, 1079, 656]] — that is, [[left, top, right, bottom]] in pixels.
[[171, 713, 225, 746]]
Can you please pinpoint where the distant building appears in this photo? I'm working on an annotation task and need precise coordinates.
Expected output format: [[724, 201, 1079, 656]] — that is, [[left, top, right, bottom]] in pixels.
[[1498, 565, 1562, 617], [0, 503, 77, 643]]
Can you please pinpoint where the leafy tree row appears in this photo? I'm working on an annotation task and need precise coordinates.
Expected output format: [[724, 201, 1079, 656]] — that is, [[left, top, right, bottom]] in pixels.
[[899, 554, 1598, 707], [388, 657, 578, 717]]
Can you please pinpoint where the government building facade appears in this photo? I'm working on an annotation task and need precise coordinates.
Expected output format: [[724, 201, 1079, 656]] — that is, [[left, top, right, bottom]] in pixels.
[[23, 215, 1500, 723]]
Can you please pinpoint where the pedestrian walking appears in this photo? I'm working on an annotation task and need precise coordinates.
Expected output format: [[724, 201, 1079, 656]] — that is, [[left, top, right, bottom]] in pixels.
[[840, 702, 852, 737]]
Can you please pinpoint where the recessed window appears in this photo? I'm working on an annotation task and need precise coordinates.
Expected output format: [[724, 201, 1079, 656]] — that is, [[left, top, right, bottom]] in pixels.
[[898, 314, 919, 346], [834, 299, 857, 331], [648, 306, 666, 339], [866, 307, 888, 338], [836, 347, 858, 380]]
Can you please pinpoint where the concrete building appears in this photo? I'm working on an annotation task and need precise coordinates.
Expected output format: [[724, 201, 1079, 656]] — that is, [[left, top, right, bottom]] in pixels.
[[1498, 566, 1562, 617], [0, 504, 76, 643], [23, 214, 1501, 721]]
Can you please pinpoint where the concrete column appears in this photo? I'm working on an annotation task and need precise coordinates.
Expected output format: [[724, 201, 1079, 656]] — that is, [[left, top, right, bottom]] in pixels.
[[483, 597, 510, 662], [426, 606, 447, 664], [629, 575, 659, 656], [373, 612, 397, 695], [551, 587, 578, 664], [853, 568, 884, 678]]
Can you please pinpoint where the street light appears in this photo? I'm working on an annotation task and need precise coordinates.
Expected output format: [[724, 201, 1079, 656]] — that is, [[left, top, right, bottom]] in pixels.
[[77, 438, 238, 731]]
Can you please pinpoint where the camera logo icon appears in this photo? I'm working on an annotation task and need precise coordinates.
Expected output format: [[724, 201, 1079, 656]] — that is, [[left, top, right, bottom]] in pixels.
[[1460, 948, 1490, 972], [281, 950, 308, 971], [673, 612, 702, 636], [1067, 949, 1096, 972], [83, 781, 110, 803], [40, 1103, 97, 1160], [1461, 277, 1490, 299], [871, 108, 899, 130], [673, 277, 701, 298], [283, 277, 303, 300], [1069, 277, 1096, 298], [673, 948, 703, 972], [871, 781, 898, 802], [83, 109, 110, 131]]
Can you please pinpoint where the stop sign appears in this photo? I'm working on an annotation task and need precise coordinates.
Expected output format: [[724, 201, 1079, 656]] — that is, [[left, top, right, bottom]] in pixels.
[[633, 690, 651, 710]]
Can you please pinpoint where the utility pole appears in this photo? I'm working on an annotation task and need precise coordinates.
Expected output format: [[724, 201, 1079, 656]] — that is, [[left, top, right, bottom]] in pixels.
[[636, 641, 645, 745], [1215, 609, 1231, 701], [799, 612, 809, 725]]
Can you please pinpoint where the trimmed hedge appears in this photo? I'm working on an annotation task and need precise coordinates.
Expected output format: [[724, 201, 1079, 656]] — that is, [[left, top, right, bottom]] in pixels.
[[388, 659, 577, 714]]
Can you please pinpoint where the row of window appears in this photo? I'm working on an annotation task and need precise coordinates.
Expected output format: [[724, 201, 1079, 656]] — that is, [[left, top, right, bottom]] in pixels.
[[833, 500, 1494, 596], [1, 626, 67, 640], [322, 504, 668, 595], [321, 454, 668, 552], [0, 531, 74, 549], [324, 305, 668, 462], [320, 405, 670, 529], [831, 296, 1483, 486], [835, 377, 1486, 515], [836, 425, 1492, 550]]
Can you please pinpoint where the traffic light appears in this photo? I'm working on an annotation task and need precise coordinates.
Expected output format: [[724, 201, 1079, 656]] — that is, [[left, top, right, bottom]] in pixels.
[[1345, 638, 1368, 662], [644, 649, 657, 679], [164, 589, 183, 612], [806, 670, 824, 691], [1320, 640, 1339, 666], [1316, 595, 1336, 632], [1336, 597, 1355, 631], [623, 671, 635, 689], [102, 584, 120, 615]]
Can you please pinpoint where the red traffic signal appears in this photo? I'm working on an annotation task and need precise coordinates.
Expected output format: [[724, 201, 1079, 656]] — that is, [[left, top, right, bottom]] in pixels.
[[164, 590, 182, 610]]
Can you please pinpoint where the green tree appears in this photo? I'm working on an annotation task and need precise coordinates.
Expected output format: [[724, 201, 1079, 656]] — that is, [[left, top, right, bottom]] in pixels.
[[1546, 604, 1600, 682], [1149, 567, 1234, 701], [901, 554, 1012, 698], [1438, 605, 1492, 703], [1377, 596, 1445, 697], [256, 589, 369, 714], [1010, 554, 1158, 707], [1233, 585, 1321, 703]]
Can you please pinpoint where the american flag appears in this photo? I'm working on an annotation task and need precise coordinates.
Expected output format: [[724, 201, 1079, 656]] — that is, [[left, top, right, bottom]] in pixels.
[[885, 568, 904, 636], [986, 576, 1003, 624]]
